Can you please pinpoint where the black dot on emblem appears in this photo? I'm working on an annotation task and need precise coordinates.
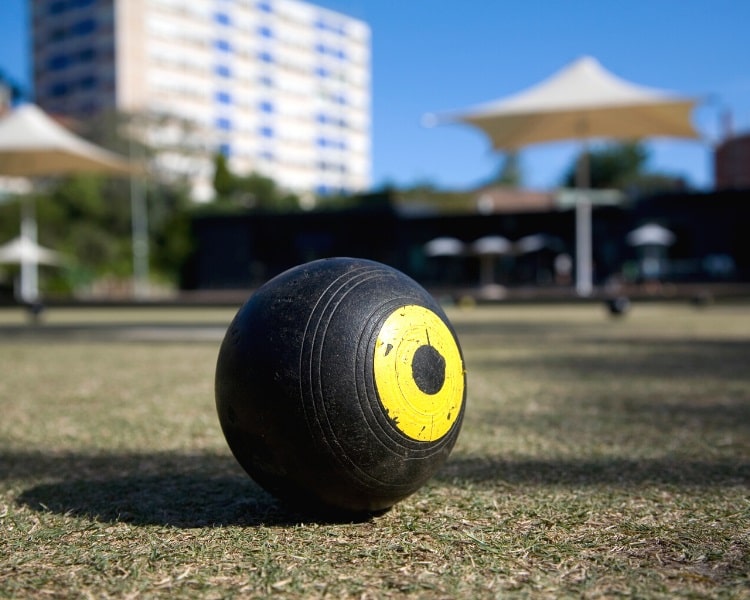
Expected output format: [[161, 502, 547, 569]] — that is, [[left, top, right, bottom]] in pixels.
[[411, 345, 446, 395]]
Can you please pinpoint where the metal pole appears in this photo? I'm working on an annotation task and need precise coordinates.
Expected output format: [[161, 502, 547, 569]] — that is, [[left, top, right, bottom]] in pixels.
[[575, 195, 592, 296], [130, 171, 149, 300], [19, 196, 38, 304], [129, 133, 149, 300], [575, 141, 593, 296]]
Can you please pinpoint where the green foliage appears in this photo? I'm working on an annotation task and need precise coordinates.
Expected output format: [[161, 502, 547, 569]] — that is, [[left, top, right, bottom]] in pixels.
[[34, 176, 131, 290], [211, 154, 300, 212], [561, 141, 687, 194], [393, 183, 475, 214], [0, 172, 194, 296], [494, 151, 523, 187], [212, 153, 234, 197], [147, 180, 194, 276], [0, 109, 201, 297], [562, 141, 648, 188], [0, 69, 26, 105], [0, 199, 20, 241]]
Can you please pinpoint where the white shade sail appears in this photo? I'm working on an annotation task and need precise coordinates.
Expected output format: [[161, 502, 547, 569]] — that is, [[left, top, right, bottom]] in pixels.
[[439, 56, 699, 150], [431, 56, 699, 297], [0, 104, 134, 177]]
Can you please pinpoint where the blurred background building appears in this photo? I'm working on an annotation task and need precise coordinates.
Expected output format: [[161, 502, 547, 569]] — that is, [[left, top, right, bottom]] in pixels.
[[715, 133, 750, 190], [30, 0, 371, 201]]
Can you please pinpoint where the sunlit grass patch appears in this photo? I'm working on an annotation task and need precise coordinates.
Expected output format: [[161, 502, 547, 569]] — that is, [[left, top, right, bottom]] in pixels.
[[1, 302, 748, 597]]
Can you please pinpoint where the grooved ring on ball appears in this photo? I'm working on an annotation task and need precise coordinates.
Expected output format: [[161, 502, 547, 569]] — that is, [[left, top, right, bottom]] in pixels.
[[373, 305, 464, 442]]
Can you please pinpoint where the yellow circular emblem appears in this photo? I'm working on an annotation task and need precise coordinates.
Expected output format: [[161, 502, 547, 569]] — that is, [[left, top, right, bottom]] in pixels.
[[373, 305, 464, 442]]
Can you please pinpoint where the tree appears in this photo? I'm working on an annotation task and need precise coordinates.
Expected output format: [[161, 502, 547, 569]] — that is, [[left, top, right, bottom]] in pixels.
[[493, 151, 523, 187], [213, 153, 234, 197], [562, 142, 647, 189], [0, 70, 26, 109], [561, 141, 686, 193], [211, 154, 300, 212]]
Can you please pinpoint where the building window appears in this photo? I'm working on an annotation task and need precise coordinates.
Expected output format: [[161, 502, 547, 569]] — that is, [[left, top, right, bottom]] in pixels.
[[79, 75, 97, 90], [260, 126, 274, 138], [215, 12, 231, 26], [215, 91, 232, 104], [215, 64, 232, 78], [49, 1, 66, 15], [259, 101, 273, 113], [214, 39, 232, 53], [219, 143, 232, 157], [314, 44, 347, 59], [258, 26, 273, 38], [258, 51, 273, 63], [50, 27, 67, 42], [257, 1, 272, 13], [315, 66, 328, 78], [216, 117, 233, 131], [71, 18, 96, 36], [78, 47, 96, 62], [259, 74, 273, 87], [48, 54, 69, 70], [49, 83, 69, 97], [315, 18, 346, 36]]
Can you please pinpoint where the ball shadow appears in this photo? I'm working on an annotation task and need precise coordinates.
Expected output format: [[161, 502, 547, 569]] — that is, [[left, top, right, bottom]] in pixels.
[[11, 451, 377, 527]]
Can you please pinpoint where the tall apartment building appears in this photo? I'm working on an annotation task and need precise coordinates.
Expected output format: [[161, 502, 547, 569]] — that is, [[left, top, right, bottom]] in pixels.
[[31, 0, 371, 201]]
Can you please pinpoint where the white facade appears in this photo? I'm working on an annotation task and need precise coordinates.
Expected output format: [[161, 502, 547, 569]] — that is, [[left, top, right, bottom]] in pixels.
[[32, 0, 371, 201]]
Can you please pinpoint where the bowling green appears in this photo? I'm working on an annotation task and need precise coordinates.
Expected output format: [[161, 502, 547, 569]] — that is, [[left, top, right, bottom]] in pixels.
[[0, 301, 748, 598]]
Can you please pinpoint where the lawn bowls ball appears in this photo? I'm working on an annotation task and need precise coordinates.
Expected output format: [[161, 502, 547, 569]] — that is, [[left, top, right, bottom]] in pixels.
[[215, 257, 466, 515]]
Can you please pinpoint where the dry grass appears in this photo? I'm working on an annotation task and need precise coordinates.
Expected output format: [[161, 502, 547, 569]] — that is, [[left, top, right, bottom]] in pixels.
[[1, 301, 748, 598]]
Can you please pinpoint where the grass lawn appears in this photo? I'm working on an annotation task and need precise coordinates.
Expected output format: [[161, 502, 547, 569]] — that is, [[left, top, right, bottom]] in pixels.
[[1, 301, 748, 598]]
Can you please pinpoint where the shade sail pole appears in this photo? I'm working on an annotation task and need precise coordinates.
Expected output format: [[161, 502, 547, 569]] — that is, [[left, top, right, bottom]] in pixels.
[[129, 135, 149, 300], [19, 196, 39, 304], [130, 171, 149, 300], [575, 138, 593, 296]]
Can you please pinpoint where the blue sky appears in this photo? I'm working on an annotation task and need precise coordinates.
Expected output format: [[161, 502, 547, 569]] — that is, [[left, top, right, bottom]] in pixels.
[[1, 0, 749, 191]]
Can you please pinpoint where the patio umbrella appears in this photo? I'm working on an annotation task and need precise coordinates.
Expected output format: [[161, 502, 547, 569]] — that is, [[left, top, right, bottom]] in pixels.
[[0, 236, 64, 266], [0, 104, 137, 303], [424, 236, 466, 257], [0, 236, 65, 303], [432, 56, 699, 295], [514, 233, 563, 255], [471, 235, 512, 287], [424, 236, 466, 288], [627, 223, 676, 282], [626, 223, 676, 247], [513, 234, 564, 285]]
